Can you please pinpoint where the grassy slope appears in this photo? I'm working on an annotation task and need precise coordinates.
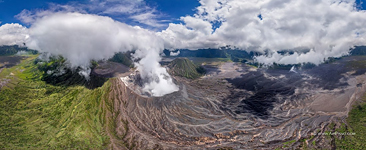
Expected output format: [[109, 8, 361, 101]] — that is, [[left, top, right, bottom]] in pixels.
[[36, 56, 107, 89], [325, 57, 366, 149], [333, 97, 366, 149], [0, 45, 38, 56], [0, 56, 112, 149], [168, 58, 205, 79], [109, 52, 134, 68]]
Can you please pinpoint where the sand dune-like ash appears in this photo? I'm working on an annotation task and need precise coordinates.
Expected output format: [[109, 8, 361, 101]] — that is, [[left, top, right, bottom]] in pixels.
[[105, 56, 366, 149]]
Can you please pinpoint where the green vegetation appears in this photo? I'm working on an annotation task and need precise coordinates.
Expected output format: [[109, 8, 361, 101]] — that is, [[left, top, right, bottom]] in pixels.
[[325, 91, 366, 149], [350, 46, 366, 56], [0, 56, 112, 149], [324, 57, 342, 64], [168, 58, 205, 79], [333, 103, 366, 149], [282, 139, 296, 148], [346, 56, 366, 69], [163, 49, 259, 63], [298, 133, 317, 149], [0, 45, 37, 56], [35, 56, 107, 89], [175, 49, 229, 58], [109, 52, 134, 68]]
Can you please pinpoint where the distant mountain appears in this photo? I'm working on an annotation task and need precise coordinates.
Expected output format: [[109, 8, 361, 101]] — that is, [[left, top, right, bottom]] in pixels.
[[0, 45, 38, 56], [350, 46, 366, 55], [164, 46, 366, 65], [164, 48, 261, 63], [109, 52, 134, 68], [168, 57, 205, 79]]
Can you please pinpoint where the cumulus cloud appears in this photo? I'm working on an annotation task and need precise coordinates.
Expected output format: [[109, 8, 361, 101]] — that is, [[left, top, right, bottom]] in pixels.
[[170, 51, 180, 56], [26, 12, 178, 96], [0, 23, 29, 46], [159, 0, 366, 65]]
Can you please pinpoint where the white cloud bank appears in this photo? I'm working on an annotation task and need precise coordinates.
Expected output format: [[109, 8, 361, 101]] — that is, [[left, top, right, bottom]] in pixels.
[[14, 12, 178, 97], [0, 23, 29, 46], [159, 0, 366, 65]]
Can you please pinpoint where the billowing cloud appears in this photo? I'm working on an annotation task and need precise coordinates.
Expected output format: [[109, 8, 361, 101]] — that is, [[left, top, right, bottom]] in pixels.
[[170, 50, 180, 56], [0, 23, 29, 46], [159, 0, 366, 65], [26, 12, 178, 96]]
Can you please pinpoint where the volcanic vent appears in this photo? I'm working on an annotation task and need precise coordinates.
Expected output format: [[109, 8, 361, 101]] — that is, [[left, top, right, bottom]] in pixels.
[[108, 57, 366, 149]]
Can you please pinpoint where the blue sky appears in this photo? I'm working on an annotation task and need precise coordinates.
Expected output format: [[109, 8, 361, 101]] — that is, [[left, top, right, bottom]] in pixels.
[[1, 0, 366, 28], [0, 0, 73, 24], [1, 0, 366, 67], [0, 0, 365, 33], [0, 0, 200, 27], [145, 0, 200, 22]]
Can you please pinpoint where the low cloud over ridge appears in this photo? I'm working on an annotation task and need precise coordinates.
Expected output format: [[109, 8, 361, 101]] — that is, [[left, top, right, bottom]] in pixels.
[[0, 12, 178, 97], [159, 0, 366, 65]]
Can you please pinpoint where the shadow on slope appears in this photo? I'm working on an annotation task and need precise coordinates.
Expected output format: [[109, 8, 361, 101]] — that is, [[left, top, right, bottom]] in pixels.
[[35, 56, 107, 89], [0, 56, 26, 69]]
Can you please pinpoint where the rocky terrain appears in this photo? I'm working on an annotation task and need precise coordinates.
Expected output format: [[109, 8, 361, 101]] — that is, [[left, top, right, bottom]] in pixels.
[[0, 56, 26, 89], [114, 56, 366, 149], [2, 52, 366, 149]]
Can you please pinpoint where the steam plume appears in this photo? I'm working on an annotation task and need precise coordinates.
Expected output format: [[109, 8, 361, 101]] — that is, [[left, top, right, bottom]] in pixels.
[[26, 12, 178, 96]]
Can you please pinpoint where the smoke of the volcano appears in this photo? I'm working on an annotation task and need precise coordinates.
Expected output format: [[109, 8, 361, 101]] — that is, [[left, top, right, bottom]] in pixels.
[[26, 12, 178, 96]]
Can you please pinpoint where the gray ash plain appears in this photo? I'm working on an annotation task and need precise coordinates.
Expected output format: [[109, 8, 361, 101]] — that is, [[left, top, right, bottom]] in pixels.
[[114, 56, 366, 149]]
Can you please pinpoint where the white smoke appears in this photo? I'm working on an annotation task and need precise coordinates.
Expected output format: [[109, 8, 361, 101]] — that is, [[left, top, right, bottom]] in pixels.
[[158, 0, 366, 65], [134, 48, 178, 96], [25, 12, 178, 96]]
